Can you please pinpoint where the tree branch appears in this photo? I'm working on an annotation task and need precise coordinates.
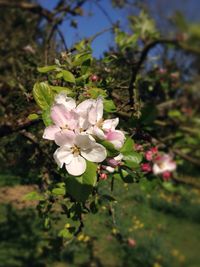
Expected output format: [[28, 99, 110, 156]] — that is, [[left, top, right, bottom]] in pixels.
[[128, 39, 179, 107]]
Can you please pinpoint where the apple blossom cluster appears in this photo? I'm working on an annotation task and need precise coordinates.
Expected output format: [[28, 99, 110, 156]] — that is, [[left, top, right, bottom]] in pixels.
[[42, 92, 125, 176], [136, 145, 176, 181]]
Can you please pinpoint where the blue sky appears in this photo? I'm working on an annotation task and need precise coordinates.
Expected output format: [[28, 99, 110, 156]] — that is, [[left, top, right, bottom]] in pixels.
[[39, 0, 200, 58], [40, 0, 127, 58]]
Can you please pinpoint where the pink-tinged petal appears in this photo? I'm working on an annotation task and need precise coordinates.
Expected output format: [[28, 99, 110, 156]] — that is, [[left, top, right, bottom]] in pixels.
[[55, 92, 76, 110], [66, 110, 79, 130], [81, 143, 107, 163], [165, 161, 176, 172], [105, 130, 125, 149], [51, 104, 69, 127], [75, 133, 95, 150], [53, 147, 73, 168], [65, 155, 86, 176], [51, 104, 79, 130], [102, 118, 119, 131], [93, 126, 106, 140], [106, 130, 125, 142], [43, 125, 60, 140], [55, 129, 76, 147]]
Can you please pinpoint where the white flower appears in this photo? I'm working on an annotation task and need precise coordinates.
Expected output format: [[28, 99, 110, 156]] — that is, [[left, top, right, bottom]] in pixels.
[[152, 154, 176, 175], [76, 97, 103, 130], [77, 98, 125, 149], [43, 104, 79, 145], [54, 92, 76, 110], [53, 131, 107, 176]]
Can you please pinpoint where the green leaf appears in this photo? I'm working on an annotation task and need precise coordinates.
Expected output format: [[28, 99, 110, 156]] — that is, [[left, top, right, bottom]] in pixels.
[[56, 72, 63, 79], [168, 110, 182, 118], [103, 99, 116, 113], [42, 108, 53, 126], [88, 87, 107, 98], [58, 229, 73, 239], [66, 161, 97, 202], [37, 65, 57, 73], [50, 86, 74, 96], [28, 113, 39, 121], [33, 82, 53, 110], [62, 70, 75, 83], [120, 137, 134, 153], [24, 191, 44, 201], [100, 140, 118, 156], [123, 151, 142, 168], [72, 52, 92, 66], [140, 178, 158, 192], [52, 188, 66, 196], [115, 169, 134, 183]]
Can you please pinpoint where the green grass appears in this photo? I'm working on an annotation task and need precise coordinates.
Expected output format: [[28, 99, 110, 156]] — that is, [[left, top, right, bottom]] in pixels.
[[0, 173, 200, 267]]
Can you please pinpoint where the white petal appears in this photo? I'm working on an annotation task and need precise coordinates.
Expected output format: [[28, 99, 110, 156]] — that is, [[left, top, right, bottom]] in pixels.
[[88, 98, 103, 125], [65, 155, 86, 176], [76, 99, 94, 114], [110, 140, 124, 150], [75, 133, 95, 150], [105, 166, 115, 173], [55, 92, 76, 110], [53, 147, 73, 168], [81, 143, 107, 162], [102, 118, 119, 131], [114, 153, 123, 161], [55, 129, 75, 147], [96, 97, 104, 122], [93, 126, 106, 140], [152, 163, 162, 175], [43, 125, 60, 140]]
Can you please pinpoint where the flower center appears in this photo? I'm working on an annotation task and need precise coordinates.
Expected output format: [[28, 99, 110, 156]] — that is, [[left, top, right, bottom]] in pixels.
[[96, 118, 104, 128], [60, 125, 69, 130], [71, 145, 80, 156], [157, 162, 166, 169]]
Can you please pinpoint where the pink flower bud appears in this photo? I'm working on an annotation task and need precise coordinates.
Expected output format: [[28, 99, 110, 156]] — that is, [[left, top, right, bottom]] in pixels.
[[162, 171, 171, 181], [107, 158, 119, 168], [170, 72, 179, 79], [150, 147, 158, 154], [100, 173, 108, 180], [90, 75, 99, 82], [145, 150, 153, 161], [141, 163, 152, 173], [158, 68, 167, 74], [134, 144, 143, 151], [127, 238, 136, 247]]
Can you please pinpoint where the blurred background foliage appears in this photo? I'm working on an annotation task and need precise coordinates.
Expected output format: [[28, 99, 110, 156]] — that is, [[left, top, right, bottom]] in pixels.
[[0, 0, 200, 266]]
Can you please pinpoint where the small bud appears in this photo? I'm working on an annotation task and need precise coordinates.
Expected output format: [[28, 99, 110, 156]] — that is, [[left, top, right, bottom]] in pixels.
[[100, 173, 108, 180], [145, 150, 153, 161], [90, 74, 99, 82], [134, 144, 143, 151], [141, 163, 152, 173], [150, 147, 158, 154], [158, 68, 167, 74], [162, 171, 171, 181], [127, 238, 136, 247]]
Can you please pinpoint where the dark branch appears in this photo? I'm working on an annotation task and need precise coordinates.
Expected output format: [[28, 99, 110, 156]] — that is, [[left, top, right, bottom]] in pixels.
[[128, 39, 179, 107], [0, 119, 40, 138]]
